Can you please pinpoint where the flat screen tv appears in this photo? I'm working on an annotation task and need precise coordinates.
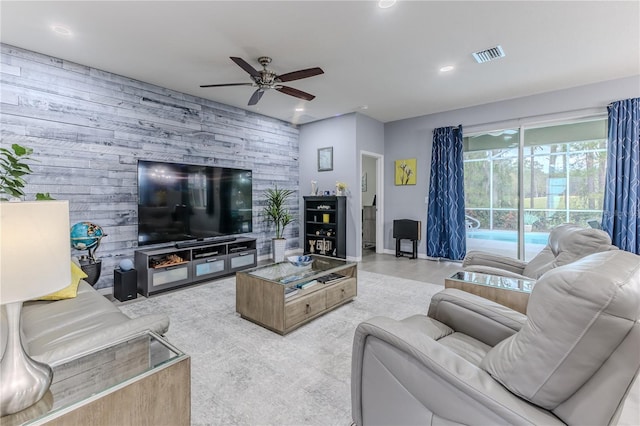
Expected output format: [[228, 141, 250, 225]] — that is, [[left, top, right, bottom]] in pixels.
[[137, 160, 253, 246]]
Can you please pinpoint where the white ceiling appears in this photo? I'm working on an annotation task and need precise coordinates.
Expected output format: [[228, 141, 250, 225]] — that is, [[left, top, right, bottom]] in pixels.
[[1, 1, 639, 125]]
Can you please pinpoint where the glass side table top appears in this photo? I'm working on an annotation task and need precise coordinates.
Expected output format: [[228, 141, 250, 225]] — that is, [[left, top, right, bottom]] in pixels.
[[243, 254, 354, 286], [449, 271, 535, 293], [4, 330, 185, 426]]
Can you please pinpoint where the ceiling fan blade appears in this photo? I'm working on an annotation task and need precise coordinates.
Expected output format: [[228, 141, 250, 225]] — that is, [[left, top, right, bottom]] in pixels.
[[230, 57, 260, 78], [248, 89, 265, 106], [200, 83, 254, 88], [276, 86, 316, 101], [276, 67, 324, 83]]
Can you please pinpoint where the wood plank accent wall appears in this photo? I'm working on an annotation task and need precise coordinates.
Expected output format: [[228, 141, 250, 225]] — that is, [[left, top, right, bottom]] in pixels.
[[1, 44, 300, 289]]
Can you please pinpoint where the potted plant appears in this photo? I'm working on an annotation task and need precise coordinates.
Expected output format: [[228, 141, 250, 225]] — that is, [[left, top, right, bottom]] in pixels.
[[524, 212, 539, 232], [0, 143, 52, 201], [263, 185, 295, 262]]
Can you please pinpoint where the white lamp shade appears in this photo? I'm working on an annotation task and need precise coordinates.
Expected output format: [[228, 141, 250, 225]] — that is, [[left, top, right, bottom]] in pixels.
[[1, 200, 71, 303]]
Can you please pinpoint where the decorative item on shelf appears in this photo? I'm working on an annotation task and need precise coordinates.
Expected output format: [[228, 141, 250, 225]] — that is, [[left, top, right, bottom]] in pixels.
[[323, 213, 330, 223], [150, 254, 187, 268], [309, 240, 316, 253], [119, 258, 135, 272], [336, 181, 347, 196], [317, 204, 331, 210], [311, 180, 318, 196], [263, 185, 295, 263], [395, 158, 417, 185], [70, 221, 107, 286], [287, 255, 313, 267], [0, 200, 71, 415]]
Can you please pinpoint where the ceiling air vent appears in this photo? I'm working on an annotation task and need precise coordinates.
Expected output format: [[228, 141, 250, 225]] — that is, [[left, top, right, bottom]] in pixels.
[[472, 45, 506, 64]]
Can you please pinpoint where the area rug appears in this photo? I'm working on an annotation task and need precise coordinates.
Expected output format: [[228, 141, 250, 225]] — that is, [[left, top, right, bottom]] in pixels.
[[120, 270, 443, 426]]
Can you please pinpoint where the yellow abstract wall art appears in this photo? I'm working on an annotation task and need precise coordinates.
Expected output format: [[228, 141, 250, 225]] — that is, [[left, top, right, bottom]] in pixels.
[[395, 158, 417, 185]]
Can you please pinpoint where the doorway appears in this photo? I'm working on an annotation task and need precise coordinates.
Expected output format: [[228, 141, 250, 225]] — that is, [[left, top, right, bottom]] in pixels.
[[360, 151, 384, 258]]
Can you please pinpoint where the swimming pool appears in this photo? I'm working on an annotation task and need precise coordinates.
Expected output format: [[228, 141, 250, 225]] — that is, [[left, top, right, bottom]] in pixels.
[[467, 230, 549, 245]]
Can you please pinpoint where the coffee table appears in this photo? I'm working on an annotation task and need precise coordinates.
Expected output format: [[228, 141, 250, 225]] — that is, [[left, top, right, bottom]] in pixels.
[[445, 271, 535, 314], [236, 255, 357, 334]]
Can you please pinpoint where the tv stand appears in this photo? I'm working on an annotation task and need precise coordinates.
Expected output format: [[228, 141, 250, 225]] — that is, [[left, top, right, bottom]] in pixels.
[[175, 236, 236, 249], [135, 237, 256, 296]]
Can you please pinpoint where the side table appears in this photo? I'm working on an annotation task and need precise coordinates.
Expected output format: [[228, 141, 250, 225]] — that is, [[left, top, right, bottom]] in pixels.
[[2, 331, 190, 426], [445, 271, 535, 314]]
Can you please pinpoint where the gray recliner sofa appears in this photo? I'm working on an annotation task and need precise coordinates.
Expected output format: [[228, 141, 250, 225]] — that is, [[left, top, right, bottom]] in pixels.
[[1, 259, 169, 366], [351, 250, 640, 425], [463, 223, 618, 280]]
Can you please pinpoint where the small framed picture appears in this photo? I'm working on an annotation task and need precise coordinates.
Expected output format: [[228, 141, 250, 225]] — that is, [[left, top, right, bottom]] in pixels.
[[317, 147, 333, 172], [395, 158, 417, 185]]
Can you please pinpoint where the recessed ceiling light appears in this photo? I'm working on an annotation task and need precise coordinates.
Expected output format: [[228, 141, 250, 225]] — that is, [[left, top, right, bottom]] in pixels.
[[440, 65, 455, 73], [295, 107, 305, 112], [378, 0, 396, 9], [51, 25, 72, 36]]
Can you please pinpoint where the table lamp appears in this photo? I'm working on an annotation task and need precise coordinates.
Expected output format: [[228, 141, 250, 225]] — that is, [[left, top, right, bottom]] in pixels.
[[0, 200, 71, 415]]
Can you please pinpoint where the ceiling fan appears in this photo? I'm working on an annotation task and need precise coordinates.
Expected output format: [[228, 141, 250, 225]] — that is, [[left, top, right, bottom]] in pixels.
[[200, 56, 324, 106]]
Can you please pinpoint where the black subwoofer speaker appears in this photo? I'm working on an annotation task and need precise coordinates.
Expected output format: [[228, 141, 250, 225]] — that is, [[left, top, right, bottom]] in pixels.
[[114, 268, 137, 302]]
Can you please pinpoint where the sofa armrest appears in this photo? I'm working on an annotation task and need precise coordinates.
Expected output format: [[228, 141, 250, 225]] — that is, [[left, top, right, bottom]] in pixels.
[[428, 289, 527, 347], [351, 317, 561, 426], [32, 314, 170, 366], [463, 251, 528, 275]]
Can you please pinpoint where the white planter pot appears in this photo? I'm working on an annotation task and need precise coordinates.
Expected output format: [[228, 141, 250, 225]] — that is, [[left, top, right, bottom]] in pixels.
[[524, 225, 533, 232], [272, 238, 286, 263]]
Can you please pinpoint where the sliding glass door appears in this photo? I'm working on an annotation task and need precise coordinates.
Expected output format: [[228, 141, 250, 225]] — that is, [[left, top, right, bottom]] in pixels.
[[464, 129, 520, 259], [464, 119, 607, 261]]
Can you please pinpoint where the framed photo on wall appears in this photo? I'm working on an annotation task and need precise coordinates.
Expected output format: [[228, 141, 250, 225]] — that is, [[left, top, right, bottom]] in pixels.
[[395, 158, 417, 185], [318, 147, 333, 171]]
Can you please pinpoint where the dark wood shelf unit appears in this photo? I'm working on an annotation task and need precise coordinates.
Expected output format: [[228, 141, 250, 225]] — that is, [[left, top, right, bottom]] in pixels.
[[135, 237, 257, 296], [303, 196, 347, 259]]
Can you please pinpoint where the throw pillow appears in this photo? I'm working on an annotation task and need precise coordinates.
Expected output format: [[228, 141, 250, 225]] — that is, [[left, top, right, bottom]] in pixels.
[[35, 261, 88, 301]]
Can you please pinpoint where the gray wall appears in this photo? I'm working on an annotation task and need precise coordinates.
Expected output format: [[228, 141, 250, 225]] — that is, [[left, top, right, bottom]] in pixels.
[[299, 112, 384, 259], [383, 76, 640, 256], [1, 44, 300, 289]]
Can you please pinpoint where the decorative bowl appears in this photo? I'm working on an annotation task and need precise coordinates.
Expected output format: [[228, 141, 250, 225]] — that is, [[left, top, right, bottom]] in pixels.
[[288, 255, 313, 267]]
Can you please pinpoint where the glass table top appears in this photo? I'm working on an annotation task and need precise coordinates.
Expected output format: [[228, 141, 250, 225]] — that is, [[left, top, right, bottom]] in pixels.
[[449, 271, 535, 293], [4, 331, 185, 426], [242, 255, 354, 286]]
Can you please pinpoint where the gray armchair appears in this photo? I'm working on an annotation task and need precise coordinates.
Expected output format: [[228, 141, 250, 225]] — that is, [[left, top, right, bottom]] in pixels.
[[462, 223, 618, 280], [351, 250, 640, 425]]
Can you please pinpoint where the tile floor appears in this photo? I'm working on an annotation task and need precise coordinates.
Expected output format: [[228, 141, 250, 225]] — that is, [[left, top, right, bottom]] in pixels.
[[358, 248, 462, 285]]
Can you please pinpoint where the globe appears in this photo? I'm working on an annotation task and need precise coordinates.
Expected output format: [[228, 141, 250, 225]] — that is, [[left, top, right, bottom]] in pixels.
[[70, 222, 105, 256]]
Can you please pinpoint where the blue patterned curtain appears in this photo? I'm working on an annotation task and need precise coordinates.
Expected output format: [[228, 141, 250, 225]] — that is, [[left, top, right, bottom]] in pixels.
[[426, 125, 466, 259], [602, 98, 640, 254]]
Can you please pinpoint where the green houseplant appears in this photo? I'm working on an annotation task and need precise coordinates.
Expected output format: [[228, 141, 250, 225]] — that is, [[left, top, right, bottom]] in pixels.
[[0, 144, 52, 201], [263, 186, 295, 262], [523, 212, 539, 232]]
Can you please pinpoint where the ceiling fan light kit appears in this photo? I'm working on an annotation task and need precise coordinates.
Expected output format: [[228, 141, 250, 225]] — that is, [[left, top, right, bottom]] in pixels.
[[201, 56, 324, 106]]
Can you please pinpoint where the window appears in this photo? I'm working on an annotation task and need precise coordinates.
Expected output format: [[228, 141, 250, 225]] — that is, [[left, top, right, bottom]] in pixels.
[[464, 119, 607, 260]]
